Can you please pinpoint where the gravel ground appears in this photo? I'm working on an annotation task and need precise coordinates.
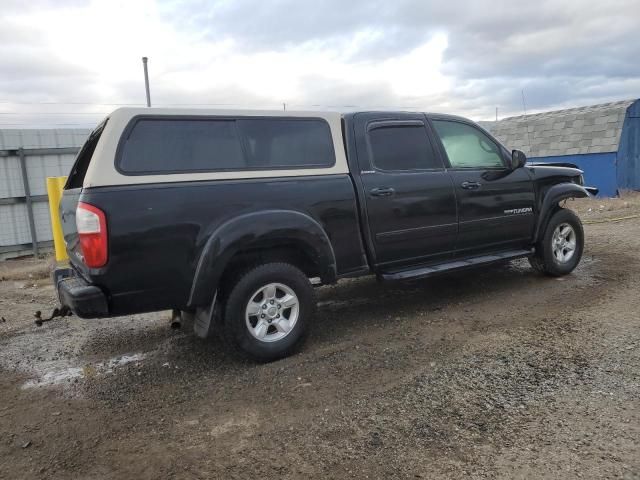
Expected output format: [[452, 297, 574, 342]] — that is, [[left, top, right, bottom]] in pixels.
[[1, 194, 639, 479]]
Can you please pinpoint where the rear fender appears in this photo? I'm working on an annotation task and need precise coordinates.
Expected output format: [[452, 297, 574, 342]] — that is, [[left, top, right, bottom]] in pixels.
[[534, 183, 591, 242], [188, 210, 336, 307]]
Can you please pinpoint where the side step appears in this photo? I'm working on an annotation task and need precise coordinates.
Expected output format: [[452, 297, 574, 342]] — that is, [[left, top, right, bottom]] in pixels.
[[379, 249, 533, 282]]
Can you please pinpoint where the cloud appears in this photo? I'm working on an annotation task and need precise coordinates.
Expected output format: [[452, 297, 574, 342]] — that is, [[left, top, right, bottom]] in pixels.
[[0, 0, 638, 128]]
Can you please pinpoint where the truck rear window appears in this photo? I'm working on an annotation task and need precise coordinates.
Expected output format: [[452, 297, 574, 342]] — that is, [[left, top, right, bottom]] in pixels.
[[117, 117, 335, 174], [65, 120, 107, 189]]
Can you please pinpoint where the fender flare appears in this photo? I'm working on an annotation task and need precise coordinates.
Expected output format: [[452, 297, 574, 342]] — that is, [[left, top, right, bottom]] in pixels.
[[188, 209, 336, 307], [533, 183, 592, 242]]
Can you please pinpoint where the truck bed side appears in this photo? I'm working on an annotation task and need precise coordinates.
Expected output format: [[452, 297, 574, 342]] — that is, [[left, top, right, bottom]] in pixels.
[[75, 174, 367, 315]]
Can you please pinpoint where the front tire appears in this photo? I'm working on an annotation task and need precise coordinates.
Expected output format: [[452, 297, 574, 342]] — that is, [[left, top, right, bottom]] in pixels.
[[529, 208, 584, 276], [223, 263, 315, 362]]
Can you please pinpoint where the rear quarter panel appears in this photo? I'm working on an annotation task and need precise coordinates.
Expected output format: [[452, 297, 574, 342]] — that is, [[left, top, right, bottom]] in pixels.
[[78, 175, 365, 315]]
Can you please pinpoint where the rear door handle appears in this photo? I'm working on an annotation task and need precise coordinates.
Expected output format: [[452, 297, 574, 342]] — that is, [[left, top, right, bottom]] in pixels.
[[370, 187, 395, 197], [461, 181, 481, 190]]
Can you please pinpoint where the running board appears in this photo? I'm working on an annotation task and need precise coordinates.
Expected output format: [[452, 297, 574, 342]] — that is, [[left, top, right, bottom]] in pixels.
[[379, 249, 533, 282]]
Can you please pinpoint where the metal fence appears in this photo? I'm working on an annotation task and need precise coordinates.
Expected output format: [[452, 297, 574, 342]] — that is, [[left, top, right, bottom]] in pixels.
[[0, 129, 90, 259]]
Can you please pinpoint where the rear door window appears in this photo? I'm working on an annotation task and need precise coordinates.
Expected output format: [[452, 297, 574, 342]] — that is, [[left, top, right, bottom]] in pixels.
[[117, 117, 335, 174], [367, 122, 442, 171]]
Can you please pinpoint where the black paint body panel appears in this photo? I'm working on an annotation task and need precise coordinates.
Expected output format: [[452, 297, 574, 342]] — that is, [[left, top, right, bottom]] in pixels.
[[447, 167, 535, 255], [63, 175, 367, 315], [349, 112, 458, 268]]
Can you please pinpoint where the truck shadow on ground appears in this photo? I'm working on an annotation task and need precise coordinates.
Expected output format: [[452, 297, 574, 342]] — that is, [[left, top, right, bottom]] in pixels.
[[72, 254, 611, 409], [87, 258, 581, 369]]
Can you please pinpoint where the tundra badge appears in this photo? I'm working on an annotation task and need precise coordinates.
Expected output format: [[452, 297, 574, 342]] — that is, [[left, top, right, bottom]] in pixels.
[[504, 207, 533, 215]]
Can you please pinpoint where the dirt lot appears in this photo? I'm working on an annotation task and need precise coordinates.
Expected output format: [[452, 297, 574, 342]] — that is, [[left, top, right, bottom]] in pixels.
[[1, 194, 639, 479]]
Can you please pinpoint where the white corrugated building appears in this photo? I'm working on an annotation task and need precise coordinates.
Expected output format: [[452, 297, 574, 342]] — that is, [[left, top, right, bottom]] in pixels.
[[0, 129, 90, 258]]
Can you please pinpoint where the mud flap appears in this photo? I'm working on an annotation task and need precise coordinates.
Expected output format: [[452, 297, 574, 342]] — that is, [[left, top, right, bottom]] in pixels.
[[192, 292, 218, 339]]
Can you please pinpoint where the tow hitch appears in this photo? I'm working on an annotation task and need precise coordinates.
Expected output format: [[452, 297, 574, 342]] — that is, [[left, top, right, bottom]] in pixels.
[[34, 306, 72, 326]]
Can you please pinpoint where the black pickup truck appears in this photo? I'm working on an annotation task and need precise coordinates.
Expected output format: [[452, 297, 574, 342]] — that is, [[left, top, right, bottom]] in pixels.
[[56, 108, 597, 360]]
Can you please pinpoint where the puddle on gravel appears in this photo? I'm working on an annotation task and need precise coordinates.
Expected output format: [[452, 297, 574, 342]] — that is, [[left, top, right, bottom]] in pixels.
[[21, 353, 147, 389]]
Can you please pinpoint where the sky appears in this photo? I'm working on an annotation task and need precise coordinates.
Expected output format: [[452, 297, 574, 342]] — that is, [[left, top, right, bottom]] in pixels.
[[1, 0, 639, 128]]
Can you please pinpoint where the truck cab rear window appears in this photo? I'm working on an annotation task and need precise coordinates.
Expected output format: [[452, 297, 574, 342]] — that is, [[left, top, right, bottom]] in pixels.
[[117, 118, 335, 174]]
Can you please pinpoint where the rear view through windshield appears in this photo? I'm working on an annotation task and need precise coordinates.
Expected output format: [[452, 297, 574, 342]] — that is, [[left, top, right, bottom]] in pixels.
[[117, 117, 336, 174]]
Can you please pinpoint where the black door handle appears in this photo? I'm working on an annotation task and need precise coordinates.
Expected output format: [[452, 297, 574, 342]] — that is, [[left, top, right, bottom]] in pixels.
[[370, 187, 395, 197], [461, 181, 481, 190]]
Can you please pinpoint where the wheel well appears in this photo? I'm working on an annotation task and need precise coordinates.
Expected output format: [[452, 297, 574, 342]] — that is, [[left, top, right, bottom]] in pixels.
[[219, 243, 321, 293], [549, 202, 564, 218], [537, 203, 564, 241]]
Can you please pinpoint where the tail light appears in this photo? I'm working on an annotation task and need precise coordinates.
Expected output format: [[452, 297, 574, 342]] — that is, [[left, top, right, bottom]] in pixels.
[[76, 202, 108, 268]]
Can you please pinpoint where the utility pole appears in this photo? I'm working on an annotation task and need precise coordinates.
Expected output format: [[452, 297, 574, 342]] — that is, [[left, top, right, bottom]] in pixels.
[[142, 57, 151, 107], [495, 107, 498, 121], [521, 90, 532, 152]]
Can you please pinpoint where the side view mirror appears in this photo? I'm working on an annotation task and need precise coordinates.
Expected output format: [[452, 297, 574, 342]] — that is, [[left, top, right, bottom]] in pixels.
[[511, 149, 527, 169]]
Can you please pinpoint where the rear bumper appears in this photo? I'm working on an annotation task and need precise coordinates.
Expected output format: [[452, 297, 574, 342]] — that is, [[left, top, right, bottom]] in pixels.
[[54, 268, 109, 318]]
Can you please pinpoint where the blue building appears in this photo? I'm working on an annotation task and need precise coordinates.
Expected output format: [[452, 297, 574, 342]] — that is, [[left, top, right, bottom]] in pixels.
[[482, 99, 640, 197]]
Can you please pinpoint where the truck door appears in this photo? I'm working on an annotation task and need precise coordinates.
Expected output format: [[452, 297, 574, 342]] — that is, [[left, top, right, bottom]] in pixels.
[[430, 117, 535, 256], [353, 112, 458, 269]]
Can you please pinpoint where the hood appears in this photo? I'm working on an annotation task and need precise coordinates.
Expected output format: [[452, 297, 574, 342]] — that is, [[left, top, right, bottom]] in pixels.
[[525, 164, 583, 181]]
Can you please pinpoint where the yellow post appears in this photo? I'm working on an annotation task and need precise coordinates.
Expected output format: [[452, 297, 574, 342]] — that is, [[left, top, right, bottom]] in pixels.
[[46, 176, 68, 262]]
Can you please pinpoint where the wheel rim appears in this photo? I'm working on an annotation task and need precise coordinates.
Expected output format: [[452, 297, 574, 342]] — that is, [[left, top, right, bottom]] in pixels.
[[551, 222, 577, 264], [245, 282, 299, 343]]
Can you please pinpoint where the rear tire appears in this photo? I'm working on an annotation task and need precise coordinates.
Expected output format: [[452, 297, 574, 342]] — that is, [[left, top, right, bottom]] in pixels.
[[529, 208, 584, 276], [222, 263, 315, 362]]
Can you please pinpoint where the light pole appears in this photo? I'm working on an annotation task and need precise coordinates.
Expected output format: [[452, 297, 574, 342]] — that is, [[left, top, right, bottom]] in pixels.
[[142, 57, 151, 107]]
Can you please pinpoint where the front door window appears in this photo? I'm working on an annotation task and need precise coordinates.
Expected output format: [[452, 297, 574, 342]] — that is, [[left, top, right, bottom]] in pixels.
[[432, 120, 505, 169]]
